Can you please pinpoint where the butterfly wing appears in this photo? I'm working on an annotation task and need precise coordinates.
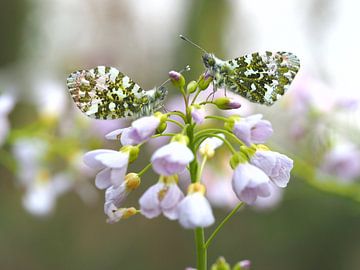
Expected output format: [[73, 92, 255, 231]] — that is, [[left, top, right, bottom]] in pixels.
[[221, 52, 300, 105], [67, 66, 162, 119]]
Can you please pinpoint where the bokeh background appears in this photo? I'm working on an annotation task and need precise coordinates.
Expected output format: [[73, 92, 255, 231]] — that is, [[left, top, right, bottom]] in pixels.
[[2, 0, 360, 269]]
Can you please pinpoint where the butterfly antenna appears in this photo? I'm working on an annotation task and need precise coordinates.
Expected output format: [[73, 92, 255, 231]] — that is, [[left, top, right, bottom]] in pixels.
[[158, 65, 191, 88], [179, 35, 208, 54]]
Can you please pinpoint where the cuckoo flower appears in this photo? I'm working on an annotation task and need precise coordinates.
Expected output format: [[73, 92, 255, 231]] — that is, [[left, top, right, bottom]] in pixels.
[[178, 183, 215, 229], [250, 146, 293, 188], [151, 139, 194, 176], [230, 114, 273, 146], [83, 149, 131, 189], [232, 162, 272, 205], [139, 175, 184, 220], [105, 114, 162, 145]]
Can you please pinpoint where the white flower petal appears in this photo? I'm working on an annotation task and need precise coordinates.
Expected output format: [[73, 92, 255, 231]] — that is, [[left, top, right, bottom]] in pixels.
[[95, 168, 112, 189], [178, 193, 215, 229]]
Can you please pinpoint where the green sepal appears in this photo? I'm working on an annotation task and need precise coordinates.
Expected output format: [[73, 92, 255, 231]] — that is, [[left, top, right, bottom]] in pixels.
[[230, 151, 248, 169], [171, 74, 185, 88], [240, 145, 256, 159], [224, 115, 241, 131], [187, 80, 198, 94], [198, 73, 213, 90], [171, 134, 189, 145], [156, 122, 167, 134], [211, 257, 231, 270]]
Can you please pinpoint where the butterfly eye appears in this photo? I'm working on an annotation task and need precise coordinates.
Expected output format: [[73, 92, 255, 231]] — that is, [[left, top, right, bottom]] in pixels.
[[202, 54, 215, 68]]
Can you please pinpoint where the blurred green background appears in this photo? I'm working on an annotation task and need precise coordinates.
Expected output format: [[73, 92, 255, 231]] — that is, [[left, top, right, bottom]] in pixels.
[[1, 0, 360, 269]]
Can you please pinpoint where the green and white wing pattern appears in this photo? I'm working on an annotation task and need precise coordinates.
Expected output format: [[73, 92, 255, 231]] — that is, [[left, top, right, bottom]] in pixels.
[[67, 66, 166, 119], [220, 51, 300, 105]]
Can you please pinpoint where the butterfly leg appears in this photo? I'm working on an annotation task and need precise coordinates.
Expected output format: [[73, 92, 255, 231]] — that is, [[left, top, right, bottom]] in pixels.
[[206, 82, 217, 102]]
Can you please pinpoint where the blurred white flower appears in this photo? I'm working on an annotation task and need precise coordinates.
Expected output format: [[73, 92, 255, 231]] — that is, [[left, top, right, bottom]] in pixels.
[[320, 143, 360, 182], [203, 165, 238, 209], [0, 93, 15, 145], [33, 80, 67, 118], [22, 171, 72, 216]]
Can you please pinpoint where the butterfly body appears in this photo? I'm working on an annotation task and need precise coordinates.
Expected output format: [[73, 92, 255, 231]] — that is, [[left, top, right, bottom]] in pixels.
[[67, 66, 167, 119], [202, 51, 300, 105]]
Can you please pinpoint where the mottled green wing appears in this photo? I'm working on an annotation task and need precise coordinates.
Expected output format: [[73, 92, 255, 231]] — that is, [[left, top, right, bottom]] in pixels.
[[67, 66, 165, 119], [224, 52, 300, 105]]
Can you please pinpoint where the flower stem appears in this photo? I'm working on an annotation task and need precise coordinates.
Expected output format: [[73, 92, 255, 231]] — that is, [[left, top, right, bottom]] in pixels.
[[205, 202, 244, 249], [195, 128, 245, 146], [166, 118, 184, 129], [205, 115, 229, 122], [196, 156, 207, 182], [195, 227, 207, 270], [137, 163, 152, 177]]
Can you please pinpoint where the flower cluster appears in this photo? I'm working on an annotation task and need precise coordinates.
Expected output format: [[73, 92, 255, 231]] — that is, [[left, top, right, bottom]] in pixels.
[[82, 70, 294, 230]]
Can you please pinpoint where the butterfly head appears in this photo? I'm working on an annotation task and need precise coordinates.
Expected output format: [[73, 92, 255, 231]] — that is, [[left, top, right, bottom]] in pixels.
[[202, 53, 216, 68]]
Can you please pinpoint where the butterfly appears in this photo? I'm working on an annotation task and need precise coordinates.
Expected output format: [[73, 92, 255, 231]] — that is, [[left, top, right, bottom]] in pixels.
[[180, 35, 300, 105], [67, 66, 167, 119]]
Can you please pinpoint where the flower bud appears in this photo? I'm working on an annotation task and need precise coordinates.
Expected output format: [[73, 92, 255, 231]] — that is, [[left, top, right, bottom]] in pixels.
[[169, 70, 185, 88], [156, 121, 167, 134], [233, 260, 251, 270], [213, 97, 241, 110], [187, 80, 198, 94], [122, 207, 138, 219], [198, 73, 213, 90], [210, 257, 231, 270], [125, 173, 141, 190]]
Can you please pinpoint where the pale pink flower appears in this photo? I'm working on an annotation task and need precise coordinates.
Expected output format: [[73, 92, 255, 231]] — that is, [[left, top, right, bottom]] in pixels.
[[232, 163, 271, 205], [233, 114, 273, 146], [250, 149, 293, 188], [321, 143, 360, 182], [105, 115, 160, 145], [83, 149, 129, 189], [151, 142, 194, 176], [139, 180, 184, 220], [253, 182, 284, 210], [178, 192, 215, 229]]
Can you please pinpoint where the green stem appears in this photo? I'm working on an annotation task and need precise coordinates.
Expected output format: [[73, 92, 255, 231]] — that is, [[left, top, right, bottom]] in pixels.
[[151, 133, 177, 139], [191, 91, 201, 105], [195, 128, 245, 146], [137, 163, 152, 177], [205, 115, 229, 122], [195, 228, 207, 270], [167, 110, 187, 122], [166, 118, 184, 129], [205, 202, 244, 249], [196, 156, 207, 182]]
